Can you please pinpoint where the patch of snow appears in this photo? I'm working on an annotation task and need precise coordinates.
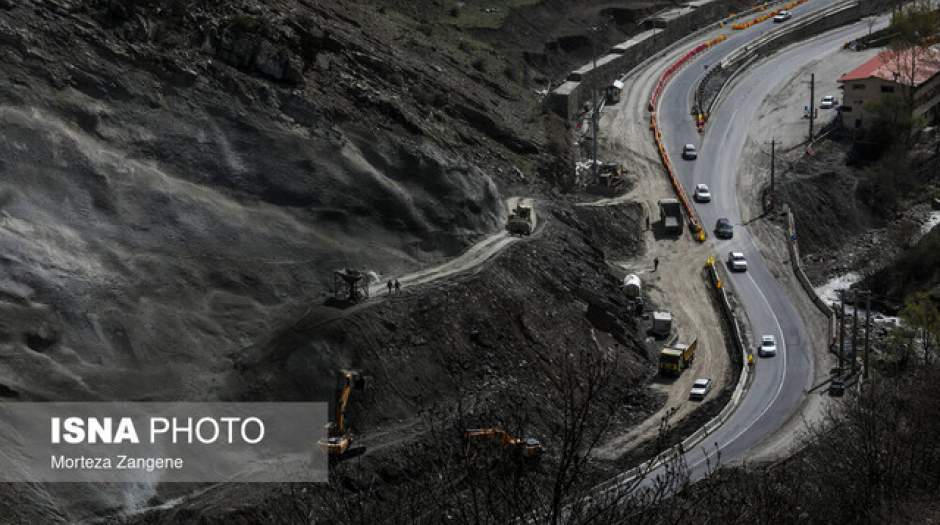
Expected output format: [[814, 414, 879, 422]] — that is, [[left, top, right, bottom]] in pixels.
[[814, 272, 861, 306], [920, 210, 940, 236], [814, 272, 901, 326]]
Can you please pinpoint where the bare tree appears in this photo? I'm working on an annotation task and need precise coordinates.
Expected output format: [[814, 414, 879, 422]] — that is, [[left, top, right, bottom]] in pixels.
[[303, 332, 696, 525]]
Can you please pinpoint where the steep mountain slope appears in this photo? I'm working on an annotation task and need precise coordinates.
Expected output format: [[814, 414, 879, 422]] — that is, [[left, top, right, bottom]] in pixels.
[[0, 0, 673, 521]]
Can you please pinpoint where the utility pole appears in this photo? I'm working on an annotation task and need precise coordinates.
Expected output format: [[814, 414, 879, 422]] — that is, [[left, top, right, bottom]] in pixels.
[[809, 73, 816, 141], [770, 138, 776, 210], [864, 291, 872, 380], [852, 290, 860, 370], [591, 27, 599, 186], [839, 289, 846, 371]]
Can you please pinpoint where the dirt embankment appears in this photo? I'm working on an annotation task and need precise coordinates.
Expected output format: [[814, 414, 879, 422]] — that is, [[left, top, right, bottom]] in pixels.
[[774, 130, 940, 310], [0, 0, 679, 521]]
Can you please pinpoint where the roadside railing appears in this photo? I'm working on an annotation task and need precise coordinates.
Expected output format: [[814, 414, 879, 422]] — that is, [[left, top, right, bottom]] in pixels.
[[784, 205, 837, 347]]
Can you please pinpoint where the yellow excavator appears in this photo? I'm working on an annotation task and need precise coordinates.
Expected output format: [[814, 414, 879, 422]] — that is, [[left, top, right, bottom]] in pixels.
[[318, 369, 365, 456], [463, 428, 545, 459]]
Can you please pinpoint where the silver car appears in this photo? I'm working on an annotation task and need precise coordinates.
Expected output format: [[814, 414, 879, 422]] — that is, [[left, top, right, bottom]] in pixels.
[[759, 335, 777, 357], [728, 251, 748, 272], [694, 184, 712, 202], [690, 378, 712, 400]]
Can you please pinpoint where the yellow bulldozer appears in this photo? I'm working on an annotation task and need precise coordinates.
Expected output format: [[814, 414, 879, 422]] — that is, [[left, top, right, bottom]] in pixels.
[[318, 369, 365, 456], [506, 203, 534, 236], [463, 427, 545, 459]]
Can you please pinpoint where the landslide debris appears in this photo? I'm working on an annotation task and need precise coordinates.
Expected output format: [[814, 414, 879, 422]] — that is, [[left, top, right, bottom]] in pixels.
[[0, 0, 668, 521]]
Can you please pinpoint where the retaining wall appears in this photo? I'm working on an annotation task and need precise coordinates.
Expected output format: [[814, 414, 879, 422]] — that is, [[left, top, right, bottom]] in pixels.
[[548, 0, 746, 119], [723, 0, 895, 69]]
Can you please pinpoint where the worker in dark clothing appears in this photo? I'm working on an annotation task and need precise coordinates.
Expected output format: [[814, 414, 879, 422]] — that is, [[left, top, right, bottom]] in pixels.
[[387, 280, 393, 295], [394, 279, 401, 294], [653, 257, 660, 272]]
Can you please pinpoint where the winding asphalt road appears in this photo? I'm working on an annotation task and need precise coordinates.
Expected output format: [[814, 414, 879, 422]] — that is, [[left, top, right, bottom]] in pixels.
[[622, 4, 887, 483]]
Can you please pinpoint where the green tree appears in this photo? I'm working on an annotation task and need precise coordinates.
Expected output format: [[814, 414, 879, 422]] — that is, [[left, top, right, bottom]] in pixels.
[[900, 291, 940, 364], [879, 0, 940, 142]]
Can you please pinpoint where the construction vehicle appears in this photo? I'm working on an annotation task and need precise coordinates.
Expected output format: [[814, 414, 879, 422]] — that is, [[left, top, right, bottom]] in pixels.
[[318, 369, 365, 456], [651, 311, 673, 337], [607, 80, 624, 104], [332, 268, 369, 303], [658, 198, 683, 235], [659, 339, 698, 377], [464, 428, 545, 460], [595, 162, 628, 195], [506, 203, 534, 236]]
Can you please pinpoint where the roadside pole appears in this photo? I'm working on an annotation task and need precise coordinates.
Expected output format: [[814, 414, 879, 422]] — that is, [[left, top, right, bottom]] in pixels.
[[809, 72, 815, 140], [591, 27, 599, 185], [852, 290, 859, 370], [839, 289, 845, 371], [770, 138, 775, 210], [864, 291, 872, 380]]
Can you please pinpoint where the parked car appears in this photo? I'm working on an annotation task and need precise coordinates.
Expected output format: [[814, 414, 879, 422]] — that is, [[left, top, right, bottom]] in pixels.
[[715, 217, 734, 239], [758, 335, 777, 357], [690, 378, 713, 400], [682, 144, 698, 160], [693, 184, 712, 203], [820, 95, 837, 109], [728, 251, 748, 272], [773, 10, 792, 22]]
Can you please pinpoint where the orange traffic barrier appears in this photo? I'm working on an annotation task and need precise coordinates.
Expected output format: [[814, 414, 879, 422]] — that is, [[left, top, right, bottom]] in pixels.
[[732, 0, 807, 30], [650, 113, 707, 242], [647, 35, 732, 242]]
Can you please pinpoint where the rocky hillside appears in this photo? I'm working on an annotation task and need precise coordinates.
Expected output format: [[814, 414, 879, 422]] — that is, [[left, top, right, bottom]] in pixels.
[[0, 0, 673, 521], [0, 0, 556, 402]]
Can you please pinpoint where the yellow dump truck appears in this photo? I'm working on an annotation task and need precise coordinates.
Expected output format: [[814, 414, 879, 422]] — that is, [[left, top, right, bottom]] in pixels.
[[659, 339, 697, 377]]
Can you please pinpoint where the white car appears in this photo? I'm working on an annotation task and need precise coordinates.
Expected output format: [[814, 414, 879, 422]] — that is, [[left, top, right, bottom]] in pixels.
[[820, 95, 837, 109], [682, 144, 698, 160], [690, 378, 713, 400], [773, 10, 792, 22], [728, 251, 747, 272], [693, 184, 712, 203], [758, 335, 777, 357]]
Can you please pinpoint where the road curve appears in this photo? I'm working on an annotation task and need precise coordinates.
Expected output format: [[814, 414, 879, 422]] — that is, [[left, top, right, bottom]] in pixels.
[[663, 17, 888, 476], [607, 3, 886, 486]]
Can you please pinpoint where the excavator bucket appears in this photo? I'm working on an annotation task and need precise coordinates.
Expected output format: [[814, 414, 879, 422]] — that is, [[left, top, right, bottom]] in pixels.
[[522, 437, 545, 459], [318, 435, 352, 455], [342, 369, 366, 390]]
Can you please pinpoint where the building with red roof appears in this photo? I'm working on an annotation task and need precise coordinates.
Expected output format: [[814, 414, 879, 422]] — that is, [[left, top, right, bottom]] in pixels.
[[837, 46, 940, 129]]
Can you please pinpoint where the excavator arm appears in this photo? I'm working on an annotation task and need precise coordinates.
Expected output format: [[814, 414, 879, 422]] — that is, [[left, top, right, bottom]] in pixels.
[[319, 369, 364, 456], [464, 427, 544, 459], [335, 372, 354, 434]]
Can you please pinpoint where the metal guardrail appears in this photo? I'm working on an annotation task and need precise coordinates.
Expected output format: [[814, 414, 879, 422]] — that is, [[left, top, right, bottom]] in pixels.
[[592, 257, 752, 495], [722, 0, 861, 68], [731, 0, 810, 30], [700, 0, 862, 130], [784, 205, 837, 346]]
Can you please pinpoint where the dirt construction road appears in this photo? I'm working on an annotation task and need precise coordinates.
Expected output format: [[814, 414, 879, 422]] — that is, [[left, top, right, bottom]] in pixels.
[[592, 38, 732, 460], [368, 197, 536, 296]]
